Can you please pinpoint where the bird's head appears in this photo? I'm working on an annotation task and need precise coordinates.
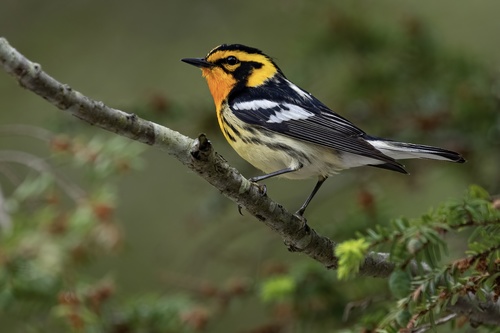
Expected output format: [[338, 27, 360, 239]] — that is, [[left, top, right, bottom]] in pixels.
[[182, 44, 282, 106]]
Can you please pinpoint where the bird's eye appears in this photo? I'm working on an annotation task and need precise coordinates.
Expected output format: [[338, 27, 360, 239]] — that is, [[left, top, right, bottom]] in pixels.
[[226, 56, 239, 65]]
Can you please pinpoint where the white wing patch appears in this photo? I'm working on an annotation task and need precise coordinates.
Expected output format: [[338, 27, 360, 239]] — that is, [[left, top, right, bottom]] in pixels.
[[232, 99, 314, 124], [286, 80, 313, 100], [232, 99, 279, 111], [267, 103, 314, 123]]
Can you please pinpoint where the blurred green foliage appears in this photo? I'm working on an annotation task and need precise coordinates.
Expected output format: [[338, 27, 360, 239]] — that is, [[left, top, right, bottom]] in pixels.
[[335, 238, 370, 280], [333, 185, 500, 331], [1, 2, 500, 333]]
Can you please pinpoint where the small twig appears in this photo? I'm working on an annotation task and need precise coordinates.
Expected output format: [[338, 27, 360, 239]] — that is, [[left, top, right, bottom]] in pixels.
[[342, 295, 386, 321], [450, 219, 500, 230], [0, 150, 86, 202], [410, 313, 457, 333], [0, 124, 55, 142], [0, 184, 12, 231]]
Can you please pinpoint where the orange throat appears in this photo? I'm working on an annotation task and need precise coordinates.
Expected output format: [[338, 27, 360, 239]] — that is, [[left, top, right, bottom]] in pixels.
[[202, 68, 236, 108]]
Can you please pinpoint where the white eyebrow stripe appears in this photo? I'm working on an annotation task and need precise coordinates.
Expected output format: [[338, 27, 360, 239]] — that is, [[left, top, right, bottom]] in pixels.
[[232, 100, 280, 110], [266, 103, 314, 123]]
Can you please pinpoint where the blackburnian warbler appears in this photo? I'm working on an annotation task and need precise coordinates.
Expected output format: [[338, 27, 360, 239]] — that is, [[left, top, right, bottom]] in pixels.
[[182, 44, 465, 217]]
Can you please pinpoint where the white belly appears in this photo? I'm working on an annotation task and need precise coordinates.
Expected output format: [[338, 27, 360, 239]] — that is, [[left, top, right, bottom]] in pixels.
[[229, 132, 344, 180]]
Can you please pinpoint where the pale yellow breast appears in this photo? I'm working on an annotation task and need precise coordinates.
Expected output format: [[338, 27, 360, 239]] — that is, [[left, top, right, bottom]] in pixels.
[[218, 105, 344, 180]]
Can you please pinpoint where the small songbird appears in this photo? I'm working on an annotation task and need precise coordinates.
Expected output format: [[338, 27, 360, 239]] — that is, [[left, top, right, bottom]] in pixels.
[[182, 44, 465, 217]]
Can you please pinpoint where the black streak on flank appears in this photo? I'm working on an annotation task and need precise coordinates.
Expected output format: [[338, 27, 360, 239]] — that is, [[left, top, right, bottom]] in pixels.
[[224, 129, 237, 142], [222, 116, 241, 137]]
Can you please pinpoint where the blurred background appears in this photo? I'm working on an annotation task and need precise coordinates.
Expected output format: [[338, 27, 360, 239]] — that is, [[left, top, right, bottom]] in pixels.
[[1, 0, 500, 332]]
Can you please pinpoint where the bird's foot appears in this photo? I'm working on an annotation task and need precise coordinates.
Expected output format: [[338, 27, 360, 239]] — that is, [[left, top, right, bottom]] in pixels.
[[237, 204, 244, 216], [293, 210, 309, 231], [237, 180, 267, 215], [247, 177, 267, 197]]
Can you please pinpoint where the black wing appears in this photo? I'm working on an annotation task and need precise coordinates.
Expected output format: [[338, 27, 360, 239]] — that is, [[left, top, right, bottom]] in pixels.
[[229, 77, 400, 166]]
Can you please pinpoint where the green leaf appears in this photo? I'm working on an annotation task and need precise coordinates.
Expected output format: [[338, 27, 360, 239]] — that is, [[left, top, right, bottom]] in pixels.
[[468, 185, 490, 200], [335, 238, 370, 280], [259, 276, 296, 303], [395, 309, 412, 327], [11, 173, 54, 204], [389, 269, 411, 299], [428, 309, 436, 329]]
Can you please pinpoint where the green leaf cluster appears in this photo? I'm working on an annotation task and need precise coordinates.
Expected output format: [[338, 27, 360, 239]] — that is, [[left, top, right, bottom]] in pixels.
[[334, 185, 500, 331]]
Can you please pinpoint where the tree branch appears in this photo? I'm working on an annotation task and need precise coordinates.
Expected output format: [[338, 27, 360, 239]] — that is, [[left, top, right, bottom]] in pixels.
[[0, 37, 342, 270], [1, 37, 499, 327]]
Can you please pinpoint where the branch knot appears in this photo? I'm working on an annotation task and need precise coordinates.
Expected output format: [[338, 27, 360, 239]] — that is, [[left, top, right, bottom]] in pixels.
[[191, 133, 212, 161]]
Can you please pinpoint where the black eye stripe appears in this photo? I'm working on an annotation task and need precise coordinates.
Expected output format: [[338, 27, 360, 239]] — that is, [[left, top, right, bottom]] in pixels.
[[250, 61, 262, 69]]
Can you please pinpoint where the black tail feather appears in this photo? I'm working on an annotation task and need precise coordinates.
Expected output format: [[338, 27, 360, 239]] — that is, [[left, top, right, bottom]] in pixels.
[[368, 162, 409, 174]]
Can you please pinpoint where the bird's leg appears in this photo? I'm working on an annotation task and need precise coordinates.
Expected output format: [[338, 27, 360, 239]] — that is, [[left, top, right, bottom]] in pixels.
[[249, 165, 302, 182], [249, 164, 303, 195], [238, 164, 303, 215], [294, 176, 328, 226]]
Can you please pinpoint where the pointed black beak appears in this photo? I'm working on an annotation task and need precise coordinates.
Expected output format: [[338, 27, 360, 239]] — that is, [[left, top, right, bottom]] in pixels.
[[181, 57, 212, 68]]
